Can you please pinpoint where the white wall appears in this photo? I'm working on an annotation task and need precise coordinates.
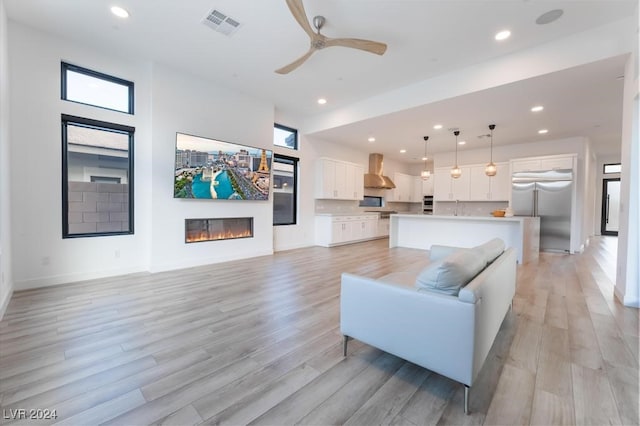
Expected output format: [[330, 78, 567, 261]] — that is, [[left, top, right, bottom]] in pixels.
[[272, 111, 316, 252], [149, 64, 274, 271], [8, 22, 153, 290], [0, 0, 13, 317], [616, 46, 640, 307]]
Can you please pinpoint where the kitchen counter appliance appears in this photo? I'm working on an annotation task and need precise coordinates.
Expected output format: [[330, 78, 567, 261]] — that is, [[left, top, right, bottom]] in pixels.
[[512, 169, 572, 252]]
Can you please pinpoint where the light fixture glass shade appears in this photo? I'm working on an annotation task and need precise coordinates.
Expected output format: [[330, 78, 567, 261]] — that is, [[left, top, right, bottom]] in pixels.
[[421, 169, 431, 180], [450, 166, 462, 179], [485, 162, 497, 176]]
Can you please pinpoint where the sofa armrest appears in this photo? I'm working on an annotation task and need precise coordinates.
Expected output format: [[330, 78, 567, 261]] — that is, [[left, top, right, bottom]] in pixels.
[[429, 244, 462, 262], [340, 272, 476, 386]]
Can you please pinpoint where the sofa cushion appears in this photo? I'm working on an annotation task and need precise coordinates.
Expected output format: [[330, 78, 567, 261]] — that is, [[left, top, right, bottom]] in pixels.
[[415, 249, 486, 296], [474, 238, 505, 265]]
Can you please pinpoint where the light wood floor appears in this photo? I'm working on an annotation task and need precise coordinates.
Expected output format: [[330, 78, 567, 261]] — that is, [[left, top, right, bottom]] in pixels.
[[0, 237, 637, 425]]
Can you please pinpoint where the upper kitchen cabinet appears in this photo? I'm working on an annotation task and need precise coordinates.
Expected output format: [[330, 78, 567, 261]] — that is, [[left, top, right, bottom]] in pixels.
[[422, 174, 434, 196], [434, 167, 471, 201], [468, 162, 510, 201], [511, 154, 576, 173], [315, 158, 364, 200], [388, 172, 422, 203]]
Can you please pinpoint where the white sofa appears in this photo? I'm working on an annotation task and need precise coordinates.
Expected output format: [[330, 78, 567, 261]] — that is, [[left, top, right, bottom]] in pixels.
[[340, 240, 517, 413]]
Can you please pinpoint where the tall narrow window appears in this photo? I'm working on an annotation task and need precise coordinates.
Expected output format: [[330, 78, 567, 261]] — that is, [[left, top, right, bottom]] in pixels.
[[273, 154, 298, 225], [61, 62, 134, 114], [62, 114, 134, 238], [274, 123, 298, 150]]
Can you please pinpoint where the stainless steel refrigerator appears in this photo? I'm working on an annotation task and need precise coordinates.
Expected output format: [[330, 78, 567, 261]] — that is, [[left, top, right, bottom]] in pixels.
[[512, 169, 572, 252]]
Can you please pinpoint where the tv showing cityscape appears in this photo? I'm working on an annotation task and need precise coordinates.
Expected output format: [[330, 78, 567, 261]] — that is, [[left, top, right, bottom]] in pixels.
[[174, 133, 272, 200]]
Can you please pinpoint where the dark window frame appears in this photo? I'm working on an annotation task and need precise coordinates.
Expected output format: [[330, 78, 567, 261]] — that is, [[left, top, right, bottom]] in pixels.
[[61, 114, 135, 238], [274, 123, 298, 150], [603, 163, 621, 174], [273, 153, 298, 226], [61, 62, 135, 114]]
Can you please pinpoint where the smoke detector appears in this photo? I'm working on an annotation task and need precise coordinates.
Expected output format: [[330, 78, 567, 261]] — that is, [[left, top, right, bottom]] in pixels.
[[202, 9, 241, 36]]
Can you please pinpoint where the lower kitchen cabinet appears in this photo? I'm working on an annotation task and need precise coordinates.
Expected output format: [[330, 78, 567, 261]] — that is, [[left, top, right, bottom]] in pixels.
[[315, 214, 383, 247]]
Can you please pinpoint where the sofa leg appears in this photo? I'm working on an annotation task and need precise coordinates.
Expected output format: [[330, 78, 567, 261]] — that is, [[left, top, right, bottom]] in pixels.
[[464, 385, 470, 414], [343, 335, 349, 357]]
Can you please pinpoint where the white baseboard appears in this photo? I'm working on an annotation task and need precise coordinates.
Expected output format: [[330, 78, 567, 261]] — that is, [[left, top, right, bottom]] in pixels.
[[274, 242, 314, 252], [14, 266, 148, 291], [0, 286, 13, 321], [149, 249, 274, 273]]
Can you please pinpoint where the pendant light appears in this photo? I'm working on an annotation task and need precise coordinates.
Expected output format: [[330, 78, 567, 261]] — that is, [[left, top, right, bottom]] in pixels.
[[450, 130, 462, 179], [421, 136, 431, 180], [485, 124, 497, 177]]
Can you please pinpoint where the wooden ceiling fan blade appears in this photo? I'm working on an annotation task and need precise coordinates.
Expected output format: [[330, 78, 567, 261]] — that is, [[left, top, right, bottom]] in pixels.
[[325, 37, 387, 55], [275, 48, 316, 74], [285, 0, 315, 38]]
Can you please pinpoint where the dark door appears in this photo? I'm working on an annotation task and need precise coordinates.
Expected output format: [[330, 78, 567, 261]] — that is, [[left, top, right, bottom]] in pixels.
[[601, 178, 621, 236]]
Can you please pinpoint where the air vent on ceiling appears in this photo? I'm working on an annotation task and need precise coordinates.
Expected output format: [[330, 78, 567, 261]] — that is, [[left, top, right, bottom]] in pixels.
[[202, 9, 241, 36]]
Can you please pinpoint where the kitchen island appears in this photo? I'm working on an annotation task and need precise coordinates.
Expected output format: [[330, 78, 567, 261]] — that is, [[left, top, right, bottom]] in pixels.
[[389, 214, 540, 263]]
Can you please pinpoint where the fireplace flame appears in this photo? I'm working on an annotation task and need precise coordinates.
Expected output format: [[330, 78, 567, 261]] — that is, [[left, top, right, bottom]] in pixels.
[[186, 228, 253, 243]]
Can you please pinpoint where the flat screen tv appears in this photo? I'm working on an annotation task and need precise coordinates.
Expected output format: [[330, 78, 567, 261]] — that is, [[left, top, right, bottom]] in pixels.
[[174, 132, 272, 200]]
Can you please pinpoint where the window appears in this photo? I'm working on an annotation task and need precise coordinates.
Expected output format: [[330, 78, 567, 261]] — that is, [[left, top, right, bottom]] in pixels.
[[62, 114, 134, 238], [61, 62, 134, 114], [273, 154, 298, 225], [603, 163, 621, 174], [274, 123, 298, 150], [359, 196, 383, 208]]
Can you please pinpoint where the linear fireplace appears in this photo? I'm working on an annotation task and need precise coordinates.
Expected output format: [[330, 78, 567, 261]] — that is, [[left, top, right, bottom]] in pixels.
[[185, 217, 253, 243]]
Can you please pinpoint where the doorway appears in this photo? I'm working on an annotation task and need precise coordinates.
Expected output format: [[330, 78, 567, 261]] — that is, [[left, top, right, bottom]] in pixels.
[[601, 178, 620, 236]]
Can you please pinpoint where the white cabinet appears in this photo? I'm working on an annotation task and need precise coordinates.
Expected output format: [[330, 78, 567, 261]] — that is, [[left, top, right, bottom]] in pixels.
[[541, 156, 574, 170], [377, 218, 390, 237], [411, 176, 423, 202], [353, 164, 365, 200], [434, 167, 470, 201], [511, 155, 575, 173], [389, 173, 422, 202], [422, 175, 434, 196], [469, 166, 491, 201], [315, 215, 380, 247], [511, 159, 542, 173], [433, 168, 452, 201], [315, 158, 364, 200], [468, 162, 510, 201], [388, 173, 411, 202], [491, 163, 511, 200]]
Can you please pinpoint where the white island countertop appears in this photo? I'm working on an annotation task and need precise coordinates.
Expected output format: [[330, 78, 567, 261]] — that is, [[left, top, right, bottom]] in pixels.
[[389, 214, 540, 263]]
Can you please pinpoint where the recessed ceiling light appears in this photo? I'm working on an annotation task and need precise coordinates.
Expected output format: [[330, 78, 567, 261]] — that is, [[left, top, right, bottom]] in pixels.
[[531, 105, 544, 112], [458, 141, 466, 145], [536, 9, 563, 25], [538, 129, 549, 134], [495, 30, 511, 41], [317, 98, 327, 105], [433, 124, 443, 130], [422, 156, 428, 161], [368, 137, 375, 142], [400, 149, 407, 153], [110, 6, 130, 18]]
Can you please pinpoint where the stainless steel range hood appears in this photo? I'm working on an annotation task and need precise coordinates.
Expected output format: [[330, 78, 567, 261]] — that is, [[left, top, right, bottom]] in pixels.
[[364, 153, 396, 189]]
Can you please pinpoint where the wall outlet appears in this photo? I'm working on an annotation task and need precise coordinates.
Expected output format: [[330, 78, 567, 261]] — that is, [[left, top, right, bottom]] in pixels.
[[115, 249, 120, 259], [41, 256, 50, 266]]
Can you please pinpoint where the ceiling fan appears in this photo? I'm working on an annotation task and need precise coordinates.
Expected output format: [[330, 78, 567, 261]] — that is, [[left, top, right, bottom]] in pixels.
[[275, 0, 387, 74]]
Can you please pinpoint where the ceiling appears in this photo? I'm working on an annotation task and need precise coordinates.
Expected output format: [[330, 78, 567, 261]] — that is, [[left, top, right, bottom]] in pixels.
[[4, 0, 636, 161]]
